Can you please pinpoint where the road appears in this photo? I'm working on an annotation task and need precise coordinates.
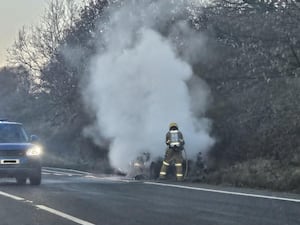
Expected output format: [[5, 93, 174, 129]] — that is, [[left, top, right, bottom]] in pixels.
[[0, 168, 299, 225]]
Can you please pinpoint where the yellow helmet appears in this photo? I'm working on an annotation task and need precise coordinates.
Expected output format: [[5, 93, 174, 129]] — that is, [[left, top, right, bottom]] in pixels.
[[169, 122, 178, 129]]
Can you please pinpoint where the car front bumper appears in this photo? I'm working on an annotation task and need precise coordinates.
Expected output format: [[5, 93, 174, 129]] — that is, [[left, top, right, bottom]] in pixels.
[[0, 157, 41, 178]]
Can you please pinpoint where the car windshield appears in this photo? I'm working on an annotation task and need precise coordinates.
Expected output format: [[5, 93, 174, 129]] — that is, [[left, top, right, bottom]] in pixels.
[[0, 124, 29, 143]]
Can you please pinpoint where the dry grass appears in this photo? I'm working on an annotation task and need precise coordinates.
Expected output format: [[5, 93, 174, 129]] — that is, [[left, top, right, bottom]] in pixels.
[[205, 158, 300, 193]]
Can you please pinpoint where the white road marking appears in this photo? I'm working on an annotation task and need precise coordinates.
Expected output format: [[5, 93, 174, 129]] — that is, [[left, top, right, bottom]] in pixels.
[[36, 205, 95, 225], [144, 182, 300, 203], [53, 173, 66, 176], [42, 172, 51, 175], [0, 190, 95, 225], [43, 167, 91, 175], [43, 168, 85, 177], [0, 191, 24, 201], [25, 200, 33, 203], [86, 175, 132, 183], [85, 175, 97, 178]]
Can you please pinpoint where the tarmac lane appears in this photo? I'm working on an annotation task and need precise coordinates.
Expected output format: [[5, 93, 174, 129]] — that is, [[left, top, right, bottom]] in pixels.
[[0, 167, 299, 225]]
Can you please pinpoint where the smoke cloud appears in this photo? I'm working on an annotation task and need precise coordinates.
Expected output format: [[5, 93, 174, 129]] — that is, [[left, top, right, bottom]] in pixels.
[[83, 0, 215, 171]]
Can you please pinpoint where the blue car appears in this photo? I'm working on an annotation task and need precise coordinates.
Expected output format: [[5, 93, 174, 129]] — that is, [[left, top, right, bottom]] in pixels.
[[0, 120, 42, 185]]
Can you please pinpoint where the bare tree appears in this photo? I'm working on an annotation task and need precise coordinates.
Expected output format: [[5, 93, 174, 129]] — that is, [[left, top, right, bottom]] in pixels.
[[7, 0, 79, 86]]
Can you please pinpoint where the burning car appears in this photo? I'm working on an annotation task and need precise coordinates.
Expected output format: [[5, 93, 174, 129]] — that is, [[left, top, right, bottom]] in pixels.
[[128, 151, 206, 181]]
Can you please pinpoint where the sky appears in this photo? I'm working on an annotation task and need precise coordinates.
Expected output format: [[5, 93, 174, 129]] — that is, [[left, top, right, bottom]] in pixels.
[[0, 0, 47, 67]]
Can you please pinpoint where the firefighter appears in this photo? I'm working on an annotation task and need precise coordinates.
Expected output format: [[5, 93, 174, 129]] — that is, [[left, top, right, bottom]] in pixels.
[[159, 122, 185, 181]]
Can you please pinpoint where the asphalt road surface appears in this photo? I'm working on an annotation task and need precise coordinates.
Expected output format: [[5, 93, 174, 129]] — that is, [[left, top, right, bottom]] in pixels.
[[0, 168, 299, 225]]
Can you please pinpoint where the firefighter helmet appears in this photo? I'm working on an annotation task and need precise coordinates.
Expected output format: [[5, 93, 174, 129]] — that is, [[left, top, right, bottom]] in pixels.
[[169, 122, 178, 130]]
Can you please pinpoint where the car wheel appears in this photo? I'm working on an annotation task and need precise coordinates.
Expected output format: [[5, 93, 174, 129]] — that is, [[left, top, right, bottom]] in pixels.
[[29, 168, 42, 185], [16, 177, 27, 185]]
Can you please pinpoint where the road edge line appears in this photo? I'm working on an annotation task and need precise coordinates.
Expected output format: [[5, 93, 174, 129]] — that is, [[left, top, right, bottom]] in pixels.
[[144, 182, 300, 203]]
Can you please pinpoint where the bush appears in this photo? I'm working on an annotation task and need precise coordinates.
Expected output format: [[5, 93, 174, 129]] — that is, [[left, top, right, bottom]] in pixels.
[[205, 158, 300, 192]]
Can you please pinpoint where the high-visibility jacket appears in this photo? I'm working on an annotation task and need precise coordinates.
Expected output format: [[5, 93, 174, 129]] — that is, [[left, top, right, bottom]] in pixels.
[[159, 129, 185, 181]]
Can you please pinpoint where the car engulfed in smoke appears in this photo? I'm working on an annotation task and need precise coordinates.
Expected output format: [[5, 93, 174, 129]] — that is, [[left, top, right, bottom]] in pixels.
[[126, 151, 207, 181]]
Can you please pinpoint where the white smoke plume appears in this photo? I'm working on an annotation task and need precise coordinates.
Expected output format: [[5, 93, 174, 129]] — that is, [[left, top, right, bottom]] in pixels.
[[83, 0, 215, 171]]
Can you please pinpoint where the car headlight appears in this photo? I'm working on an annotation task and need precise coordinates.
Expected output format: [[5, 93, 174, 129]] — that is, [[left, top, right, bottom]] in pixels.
[[26, 146, 42, 156]]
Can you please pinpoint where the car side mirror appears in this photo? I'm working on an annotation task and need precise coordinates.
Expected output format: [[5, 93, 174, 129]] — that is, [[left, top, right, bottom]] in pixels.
[[30, 135, 39, 143]]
